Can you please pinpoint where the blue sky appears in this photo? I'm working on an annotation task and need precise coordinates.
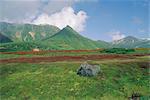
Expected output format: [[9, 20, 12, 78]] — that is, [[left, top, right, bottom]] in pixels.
[[73, 0, 149, 41], [0, 0, 149, 41]]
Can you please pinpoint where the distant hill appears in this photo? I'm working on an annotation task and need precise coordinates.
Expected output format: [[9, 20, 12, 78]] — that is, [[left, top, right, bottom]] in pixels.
[[0, 22, 60, 42], [96, 40, 110, 48], [43, 25, 109, 49], [0, 41, 60, 52], [0, 33, 12, 43], [111, 36, 150, 48], [0, 22, 149, 51]]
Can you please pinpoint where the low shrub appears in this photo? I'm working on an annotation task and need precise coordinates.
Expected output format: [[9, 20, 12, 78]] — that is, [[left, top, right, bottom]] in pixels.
[[100, 48, 135, 54]]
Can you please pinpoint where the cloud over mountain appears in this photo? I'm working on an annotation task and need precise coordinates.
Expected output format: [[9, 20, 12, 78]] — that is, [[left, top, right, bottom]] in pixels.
[[0, 0, 87, 32], [33, 7, 88, 32], [108, 31, 125, 41]]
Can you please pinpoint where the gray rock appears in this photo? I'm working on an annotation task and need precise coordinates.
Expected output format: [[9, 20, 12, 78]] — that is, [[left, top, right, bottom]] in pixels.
[[77, 62, 100, 76]]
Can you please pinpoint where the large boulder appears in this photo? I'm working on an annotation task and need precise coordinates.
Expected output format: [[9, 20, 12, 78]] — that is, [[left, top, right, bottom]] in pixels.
[[77, 62, 100, 76]]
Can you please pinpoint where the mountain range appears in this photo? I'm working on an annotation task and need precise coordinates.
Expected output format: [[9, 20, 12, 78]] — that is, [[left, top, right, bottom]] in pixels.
[[112, 36, 150, 48], [0, 22, 149, 51], [0, 22, 60, 42]]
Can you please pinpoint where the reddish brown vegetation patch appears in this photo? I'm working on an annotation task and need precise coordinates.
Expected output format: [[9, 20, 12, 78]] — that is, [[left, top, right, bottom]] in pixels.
[[0, 54, 148, 63], [0, 50, 101, 55]]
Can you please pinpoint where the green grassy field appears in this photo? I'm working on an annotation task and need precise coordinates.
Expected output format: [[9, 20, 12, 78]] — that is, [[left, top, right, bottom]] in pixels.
[[0, 51, 100, 59], [0, 48, 149, 59], [0, 56, 149, 100], [0, 48, 149, 99]]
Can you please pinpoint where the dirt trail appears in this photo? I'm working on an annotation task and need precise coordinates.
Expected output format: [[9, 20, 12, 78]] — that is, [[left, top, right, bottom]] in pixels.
[[0, 54, 148, 63]]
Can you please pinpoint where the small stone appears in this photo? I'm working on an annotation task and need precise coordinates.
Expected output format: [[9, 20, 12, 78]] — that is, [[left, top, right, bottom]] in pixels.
[[77, 62, 100, 77]]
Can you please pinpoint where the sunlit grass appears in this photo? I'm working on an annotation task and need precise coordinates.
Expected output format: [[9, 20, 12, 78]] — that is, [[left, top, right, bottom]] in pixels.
[[0, 60, 149, 99]]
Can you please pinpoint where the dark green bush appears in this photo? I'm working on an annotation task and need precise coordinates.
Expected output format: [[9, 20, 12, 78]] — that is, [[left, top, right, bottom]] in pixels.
[[100, 48, 135, 54]]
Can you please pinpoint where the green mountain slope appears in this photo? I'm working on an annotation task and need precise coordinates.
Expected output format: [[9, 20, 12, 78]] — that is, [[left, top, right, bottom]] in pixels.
[[111, 36, 150, 48], [0, 41, 61, 52], [0, 33, 12, 43], [96, 40, 110, 48], [0, 22, 149, 51], [44, 25, 109, 49], [0, 22, 60, 42]]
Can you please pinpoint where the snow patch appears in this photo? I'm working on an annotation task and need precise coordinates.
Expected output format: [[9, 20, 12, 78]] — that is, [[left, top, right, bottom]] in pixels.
[[28, 32, 35, 40], [15, 32, 21, 39]]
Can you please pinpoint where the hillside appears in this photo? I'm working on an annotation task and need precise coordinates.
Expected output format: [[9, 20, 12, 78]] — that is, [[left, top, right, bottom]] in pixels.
[[0, 22, 60, 42], [0, 22, 149, 51], [0, 41, 62, 52], [111, 36, 150, 48], [96, 40, 110, 48], [44, 25, 109, 49], [0, 33, 12, 43]]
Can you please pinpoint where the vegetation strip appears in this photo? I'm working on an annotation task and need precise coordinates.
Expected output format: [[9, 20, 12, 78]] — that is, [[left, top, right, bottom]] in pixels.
[[0, 49, 100, 55], [0, 54, 148, 63]]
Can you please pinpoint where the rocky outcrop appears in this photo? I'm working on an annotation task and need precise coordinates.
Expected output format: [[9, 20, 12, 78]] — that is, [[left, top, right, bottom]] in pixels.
[[77, 62, 100, 77]]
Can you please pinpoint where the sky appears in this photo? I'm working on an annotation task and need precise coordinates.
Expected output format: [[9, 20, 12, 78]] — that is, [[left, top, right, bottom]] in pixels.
[[0, 0, 149, 41]]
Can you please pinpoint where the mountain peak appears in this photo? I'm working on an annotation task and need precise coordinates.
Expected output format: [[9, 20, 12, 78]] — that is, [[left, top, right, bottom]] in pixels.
[[125, 36, 137, 39], [58, 25, 79, 36], [122, 36, 138, 41], [66, 25, 72, 28], [64, 25, 73, 30], [111, 35, 150, 48]]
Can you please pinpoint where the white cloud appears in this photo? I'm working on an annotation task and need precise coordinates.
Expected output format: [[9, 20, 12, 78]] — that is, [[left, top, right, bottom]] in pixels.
[[33, 7, 88, 32], [108, 31, 125, 41], [0, 0, 74, 23], [0, 0, 88, 32]]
